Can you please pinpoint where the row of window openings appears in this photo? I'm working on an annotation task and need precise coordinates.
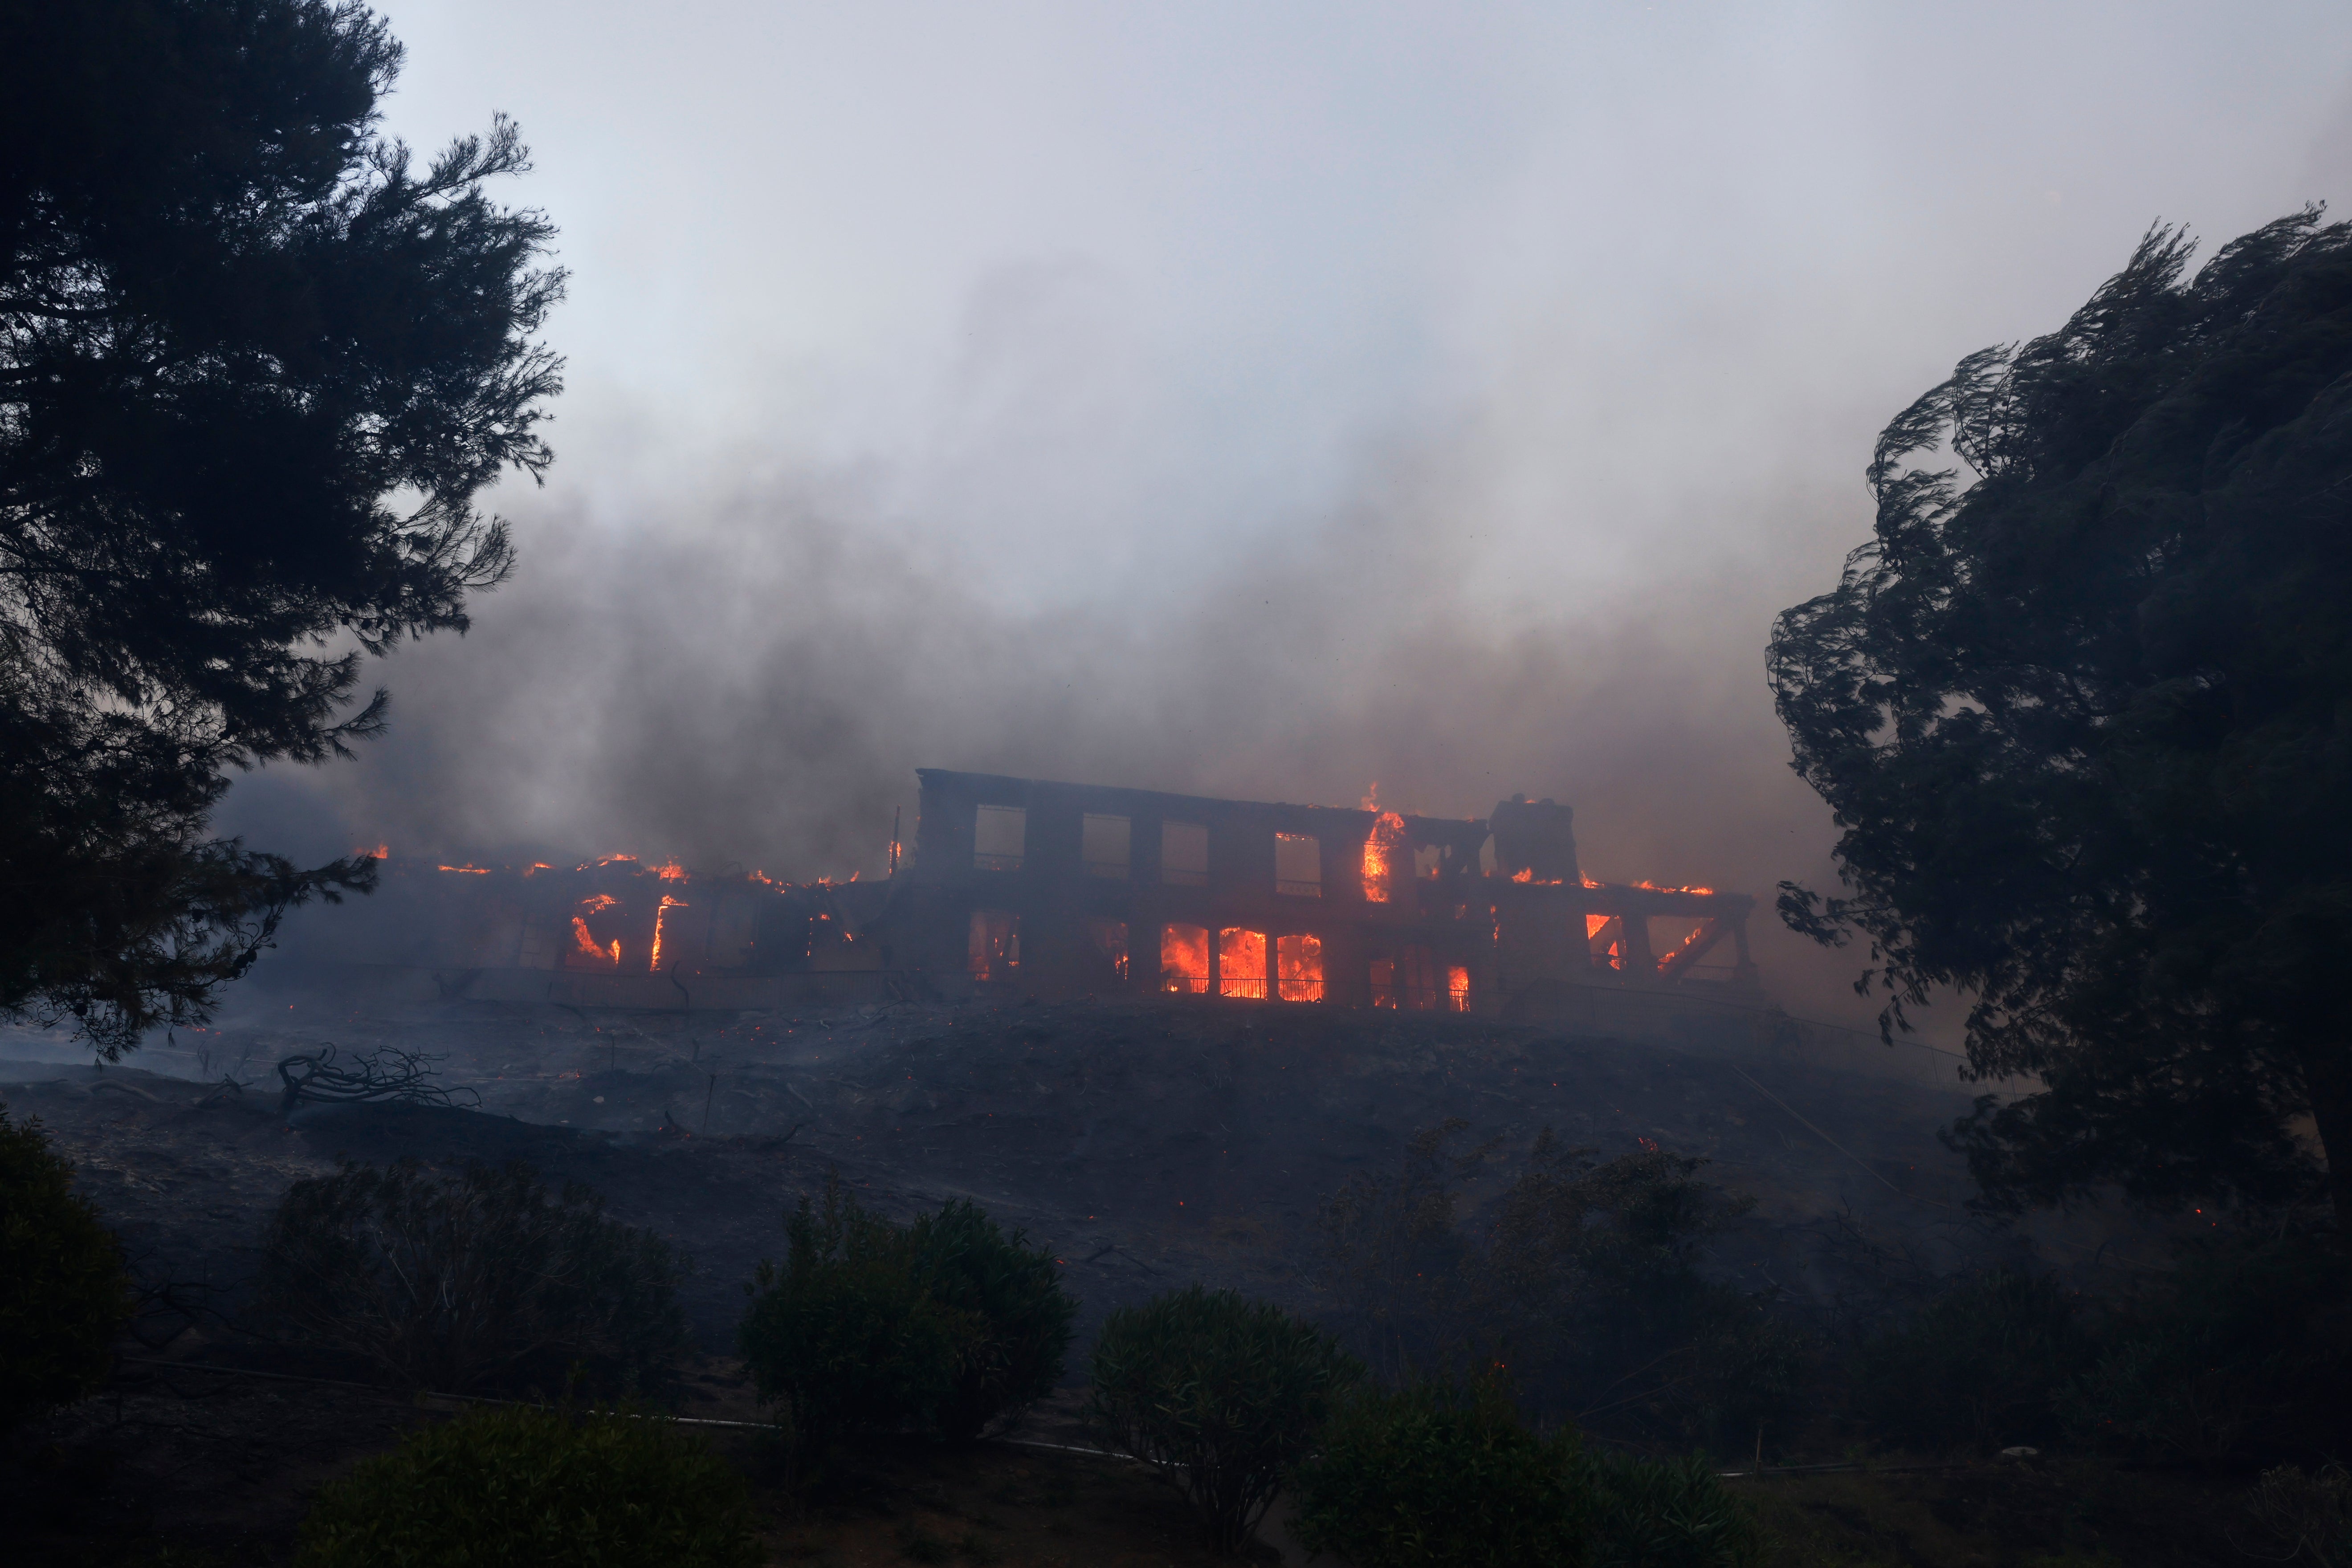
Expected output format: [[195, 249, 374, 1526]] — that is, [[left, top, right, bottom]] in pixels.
[[973, 806, 1439, 891], [966, 911, 1469, 1011]]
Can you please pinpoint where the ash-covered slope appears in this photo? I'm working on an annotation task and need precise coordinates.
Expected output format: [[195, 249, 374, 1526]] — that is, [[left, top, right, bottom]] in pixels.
[[2, 994, 2115, 1364]]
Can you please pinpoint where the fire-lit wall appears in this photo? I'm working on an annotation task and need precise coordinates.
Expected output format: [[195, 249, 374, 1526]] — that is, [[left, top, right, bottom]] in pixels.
[[879, 769, 1760, 1018]]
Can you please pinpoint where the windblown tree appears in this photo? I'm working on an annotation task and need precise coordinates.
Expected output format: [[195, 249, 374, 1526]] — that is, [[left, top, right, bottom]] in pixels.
[[0, 0, 563, 1055], [1771, 210, 2352, 1232]]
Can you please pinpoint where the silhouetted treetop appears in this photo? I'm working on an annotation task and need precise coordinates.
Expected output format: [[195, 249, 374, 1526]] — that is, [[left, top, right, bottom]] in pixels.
[[0, 0, 563, 1053], [1770, 208, 2352, 1230]]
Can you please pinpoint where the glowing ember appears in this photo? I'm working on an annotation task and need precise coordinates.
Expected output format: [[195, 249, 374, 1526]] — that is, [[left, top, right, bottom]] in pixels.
[[1161, 924, 1210, 993], [1512, 867, 1533, 883], [436, 863, 489, 875], [650, 894, 689, 971], [1361, 785, 1406, 903], [1219, 929, 1268, 999], [1276, 933, 1324, 1002]]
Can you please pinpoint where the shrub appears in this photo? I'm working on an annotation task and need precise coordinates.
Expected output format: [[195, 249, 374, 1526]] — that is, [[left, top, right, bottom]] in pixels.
[[0, 1103, 132, 1429], [2242, 1462, 2352, 1568], [258, 1159, 690, 1395], [738, 1178, 1080, 1461], [2054, 1230, 2351, 1465], [1579, 1450, 1769, 1568], [1292, 1375, 1590, 1568], [910, 1197, 1077, 1440], [1317, 1126, 1799, 1442], [294, 1401, 761, 1568], [1848, 1266, 2087, 1453], [738, 1174, 962, 1463], [1087, 1283, 1362, 1555]]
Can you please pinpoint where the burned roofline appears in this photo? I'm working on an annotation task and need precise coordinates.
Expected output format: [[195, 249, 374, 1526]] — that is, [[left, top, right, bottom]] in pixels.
[[913, 768, 1489, 850]]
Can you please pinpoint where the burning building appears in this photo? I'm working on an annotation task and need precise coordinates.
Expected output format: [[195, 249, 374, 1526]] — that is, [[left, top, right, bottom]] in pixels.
[[878, 769, 1760, 1019], [315, 769, 1761, 1030]]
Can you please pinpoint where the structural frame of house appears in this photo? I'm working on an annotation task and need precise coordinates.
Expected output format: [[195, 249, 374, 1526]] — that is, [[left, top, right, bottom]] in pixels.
[[875, 767, 1760, 1016]]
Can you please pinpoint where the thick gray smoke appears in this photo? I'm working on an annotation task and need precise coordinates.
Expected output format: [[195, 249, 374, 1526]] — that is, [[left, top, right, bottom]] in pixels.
[[221, 422, 1876, 1022], [216, 0, 2352, 1031]]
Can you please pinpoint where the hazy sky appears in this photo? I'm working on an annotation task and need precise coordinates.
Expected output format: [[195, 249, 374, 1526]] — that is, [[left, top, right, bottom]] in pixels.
[[230, 1, 2352, 1025]]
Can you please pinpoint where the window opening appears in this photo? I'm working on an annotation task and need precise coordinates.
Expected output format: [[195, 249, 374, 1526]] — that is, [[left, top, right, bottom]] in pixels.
[[1277, 933, 1324, 1002], [1414, 844, 1445, 880], [1162, 821, 1209, 887], [1371, 945, 1443, 1009], [1083, 814, 1131, 880], [1088, 916, 1130, 983], [1586, 913, 1624, 972], [1650, 916, 1724, 977], [1161, 924, 1210, 993], [1218, 928, 1268, 1000], [974, 805, 1026, 872], [968, 909, 1019, 980], [1445, 964, 1471, 1012], [1275, 832, 1322, 896]]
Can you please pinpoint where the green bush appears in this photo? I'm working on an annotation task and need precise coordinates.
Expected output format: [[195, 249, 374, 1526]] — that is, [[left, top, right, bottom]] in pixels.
[[910, 1197, 1077, 1441], [1848, 1267, 2087, 1453], [1087, 1283, 1362, 1555], [738, 1178, 1078, 1462], [739, 1174, 959, 1461], [0, 1103, 132, 1429], [295, 1401, 761, 1568], [1579, 1450, 1769, 1568], [1292, 1376, 1590, 1568], [258, 1159, 690, 1396]]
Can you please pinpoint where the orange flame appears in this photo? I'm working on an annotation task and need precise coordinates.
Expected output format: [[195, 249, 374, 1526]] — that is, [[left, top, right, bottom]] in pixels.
[[570, 917, 620, 967], [359, 843, 389, 860], [1511, 867, 1533, 883], [1161, 924, 1210, 994], [1219, 929, 1268, 1000], [1360, 785, 1405, 903], [650, 894, 688, 971], [652, 859, 688, 881], [437, 863, 489, 875], [1277, 933, 1324, 1002]]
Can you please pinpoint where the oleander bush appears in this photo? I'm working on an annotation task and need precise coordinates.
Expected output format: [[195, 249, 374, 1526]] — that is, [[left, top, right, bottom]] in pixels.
[[738, 1174, 962, 1466], [910, 1197, 1076, 1441], [1292, 1375, 1590, 1568], [738, 1177, 1079, 1466], [294, 1401, 760, 1568], [1088, 1283, 1362, 1555], [1579, 1449, 1769, 1568], [0, 1103, 133, 1430], [258, 1159, 690, 1396]]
